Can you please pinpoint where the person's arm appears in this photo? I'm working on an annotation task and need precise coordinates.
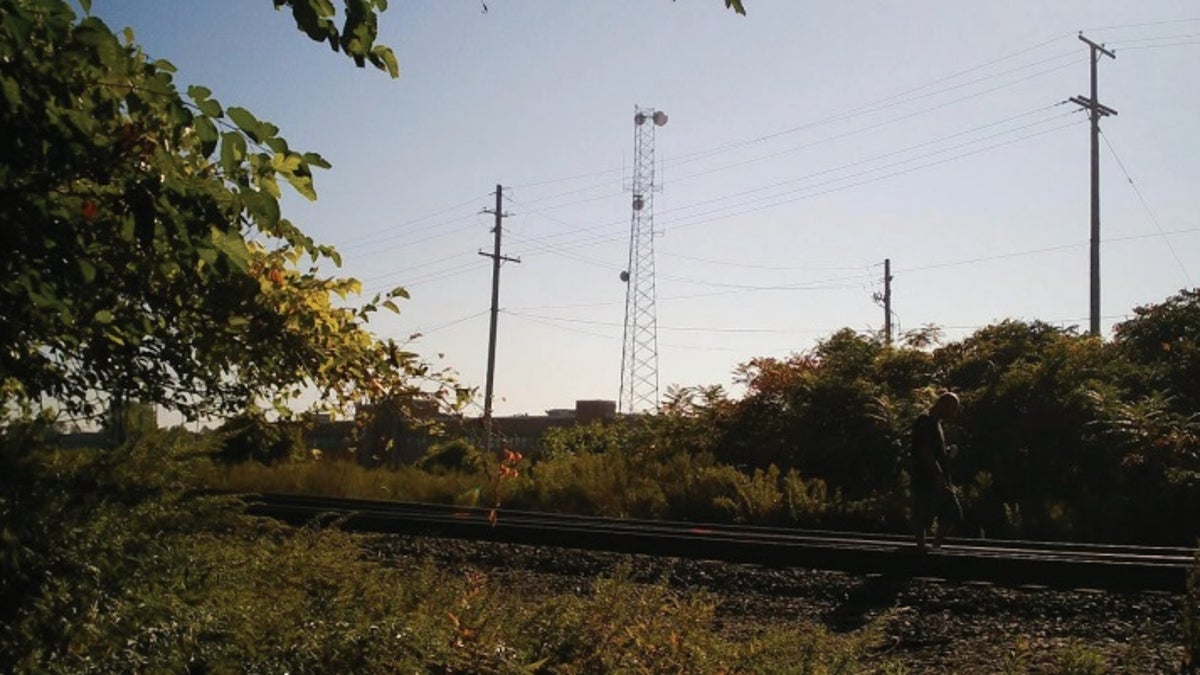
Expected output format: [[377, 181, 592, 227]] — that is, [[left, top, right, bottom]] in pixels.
[[916, 421, 947, 488]]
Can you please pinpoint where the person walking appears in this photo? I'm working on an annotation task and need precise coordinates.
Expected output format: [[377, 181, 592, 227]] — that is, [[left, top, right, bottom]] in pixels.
[[911, 391, 962, 553]]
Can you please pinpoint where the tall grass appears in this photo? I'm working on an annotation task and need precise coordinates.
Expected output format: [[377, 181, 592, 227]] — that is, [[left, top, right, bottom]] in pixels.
[[2, 433, 900, 673]]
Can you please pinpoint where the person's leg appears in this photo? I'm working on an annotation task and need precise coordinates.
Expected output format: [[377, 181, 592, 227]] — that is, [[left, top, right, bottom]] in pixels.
[[932, 487, 962, 549], [913, 489, 934, 552]]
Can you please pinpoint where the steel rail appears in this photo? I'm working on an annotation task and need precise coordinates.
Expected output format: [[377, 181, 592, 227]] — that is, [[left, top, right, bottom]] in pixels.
[[243, 493, 1195, 592]]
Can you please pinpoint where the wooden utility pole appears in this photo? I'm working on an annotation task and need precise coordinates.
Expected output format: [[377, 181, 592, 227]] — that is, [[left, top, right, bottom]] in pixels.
[[873, 259, 894, 345], [479, 184, 519, 450], [1070, 33, 1116, 336], [883, 258, 893, 346]]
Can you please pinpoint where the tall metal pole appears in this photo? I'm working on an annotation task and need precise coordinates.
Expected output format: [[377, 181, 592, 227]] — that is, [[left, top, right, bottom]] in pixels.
[[883, 258, 892, 346], [479, 185, 518, 449], [1070, 34, 1116, 336]]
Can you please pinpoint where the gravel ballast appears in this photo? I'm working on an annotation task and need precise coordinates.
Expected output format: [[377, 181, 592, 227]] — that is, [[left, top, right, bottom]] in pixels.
[[364, 534, 1189, 672]]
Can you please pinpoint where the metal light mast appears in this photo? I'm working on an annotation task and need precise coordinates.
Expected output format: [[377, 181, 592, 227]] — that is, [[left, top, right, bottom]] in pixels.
[[619, 105, 667, 414]]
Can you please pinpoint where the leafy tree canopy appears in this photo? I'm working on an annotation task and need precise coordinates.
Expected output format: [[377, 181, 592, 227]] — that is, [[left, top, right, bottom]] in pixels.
[[1113, 288, 1200, 406], [0, 0, 459, 422]]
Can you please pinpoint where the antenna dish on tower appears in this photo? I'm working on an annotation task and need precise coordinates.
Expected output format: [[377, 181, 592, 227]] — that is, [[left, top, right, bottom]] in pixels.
[[652, 111, 668, 126], [634, 112, 647, 125]]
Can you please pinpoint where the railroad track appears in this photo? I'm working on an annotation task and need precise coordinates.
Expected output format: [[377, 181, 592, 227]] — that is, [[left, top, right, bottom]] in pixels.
[[244, 493, 1195, 593]]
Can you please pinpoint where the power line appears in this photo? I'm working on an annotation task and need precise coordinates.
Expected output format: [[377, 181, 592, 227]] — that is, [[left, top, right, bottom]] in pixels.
[[1107, 31, 1200, 45], [506, 109, 1081, 258], [663, 36, 1078, 167], [336, 194, 488, 250], [641, 120, 1085, 239], [1117, 41, 1200, 51], [658, 251, 865, 272], [405, 309, 490, 338], [1099, 130, 1194, 287], [505, 35, 1089, 208], [665, 107, 1076, 223], [342, 214, 481, 256], [669, 80, 1076, 186], [1085, 17, 1200, 32], [371, 37, 1104, 264], [358, 251, 477, 284]]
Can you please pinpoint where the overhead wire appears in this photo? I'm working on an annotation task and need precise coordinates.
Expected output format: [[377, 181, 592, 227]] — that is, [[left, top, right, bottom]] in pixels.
[[407, 309, 490, 338], [347, 28, 1193, 345], [662, 34, 1078, 167], [664, 106, 1077, 223], [1085, 17, 1200, 32], [1116, 41, 1200, 51], [653, 119, 1085, 236], [348, 32, 1100, 267], [374, 107, 1085, 299], [336, 194, 488, 250], [1099, 130, 1194, 286], [504, 108, 1081, 259], [504, 34, 1084, 211]]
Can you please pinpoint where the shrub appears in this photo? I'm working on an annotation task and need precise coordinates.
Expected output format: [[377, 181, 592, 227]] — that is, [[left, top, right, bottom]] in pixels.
[[215, 411, 306, 464], [782, 468, 830, 521], [414, 438, 486, 474]]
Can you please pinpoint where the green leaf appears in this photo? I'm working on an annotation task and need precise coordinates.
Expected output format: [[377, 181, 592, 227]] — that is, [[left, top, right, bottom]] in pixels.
[[122, 26, 134, 45], [79, 0, 92, 13], [382, 300, 400, 313], [284, 172, 317, 201], [227, 107, 266, 143], [195, 116, 219, 158], [94, 310, 114, 324], [197, 247, 219, 267], [0, 76, 20, 110], [371, 45, 399, 78], [210, 226, 250, 272], [197, 98, 222, 118], [272, 152, 303, 173], [303, 152, 332, 169], [79, 259, 96, 283], [187, 85, 212, 101], [243, 189, 281, 230], [219, 132, 247, 175]]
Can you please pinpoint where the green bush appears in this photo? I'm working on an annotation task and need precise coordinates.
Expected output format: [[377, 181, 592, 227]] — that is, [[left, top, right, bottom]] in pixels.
[[414, 437, 486, 474], [215, 411, 306, 464], [1, 434, 896, 673], [526, 447, 669, 518]]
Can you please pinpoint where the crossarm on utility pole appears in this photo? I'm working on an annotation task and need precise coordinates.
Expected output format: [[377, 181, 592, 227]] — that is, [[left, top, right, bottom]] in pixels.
[[479, 184, 519, 451]]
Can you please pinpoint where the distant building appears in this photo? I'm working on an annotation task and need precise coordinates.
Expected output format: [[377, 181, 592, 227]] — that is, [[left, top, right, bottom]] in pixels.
[[304, 399, 618, 467]]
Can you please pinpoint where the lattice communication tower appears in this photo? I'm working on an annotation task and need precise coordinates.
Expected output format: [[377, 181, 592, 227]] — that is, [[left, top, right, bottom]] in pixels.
[[619, 106, 667, 414]]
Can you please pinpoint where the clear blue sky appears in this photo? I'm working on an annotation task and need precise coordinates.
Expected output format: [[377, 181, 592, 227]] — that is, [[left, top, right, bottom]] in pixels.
[[90, 1, 1200, 418]]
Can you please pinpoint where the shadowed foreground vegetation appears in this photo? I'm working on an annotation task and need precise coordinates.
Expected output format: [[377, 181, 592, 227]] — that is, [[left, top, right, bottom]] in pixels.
[[6, 431, 1193, 672], [3, 433, 906, 673]]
